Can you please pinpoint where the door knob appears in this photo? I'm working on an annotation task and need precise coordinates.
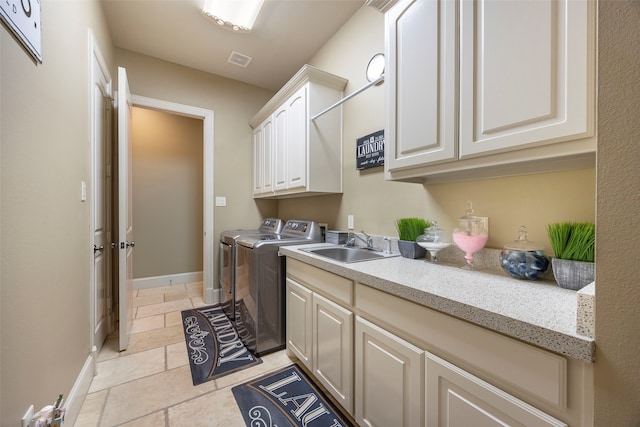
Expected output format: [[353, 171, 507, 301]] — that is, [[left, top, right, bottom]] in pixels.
[[93, 245, 104, 253]]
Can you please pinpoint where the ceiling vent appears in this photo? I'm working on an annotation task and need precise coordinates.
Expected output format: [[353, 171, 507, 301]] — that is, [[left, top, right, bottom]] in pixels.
[[365, 0, 399, 13], [228, 50, 253, 68]]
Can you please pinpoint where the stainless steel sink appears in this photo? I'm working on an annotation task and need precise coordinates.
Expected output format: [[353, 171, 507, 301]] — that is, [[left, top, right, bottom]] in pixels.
[[303, 246, 399, 263]]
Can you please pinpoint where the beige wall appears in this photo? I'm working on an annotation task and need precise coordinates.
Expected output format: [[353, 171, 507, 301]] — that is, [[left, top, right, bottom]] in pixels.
[[0, 0, 114, 424], [132, 107, 203, 278], [279, 6, 595, 255], [595, 1, 640, 425], [114, 49, 278, 267]]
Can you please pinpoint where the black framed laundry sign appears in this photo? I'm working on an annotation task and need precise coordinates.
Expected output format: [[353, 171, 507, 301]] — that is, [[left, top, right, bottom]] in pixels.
[[356, 129, 384, 170], [0, 0, 42, 63]]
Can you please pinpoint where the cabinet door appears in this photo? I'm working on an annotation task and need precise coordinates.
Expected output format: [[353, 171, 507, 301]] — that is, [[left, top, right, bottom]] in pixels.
[[355, 316, 423, 427], [459, 0, 594, 158], [425, 352, 567, 427], [285, 278, 312, 368], [385, 0, 458, 171], [262, 117, 274, 193], [286, 85, 307, 190], [313, 293, 354, 415], [253, 118, 274, 196], [273, 104, 288, 191], [252, 126, 263, 195]]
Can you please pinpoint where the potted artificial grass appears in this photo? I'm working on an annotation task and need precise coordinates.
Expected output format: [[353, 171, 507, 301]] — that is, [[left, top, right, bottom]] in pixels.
[[395, 217, 431, 259], [546, 222, 595, 290]]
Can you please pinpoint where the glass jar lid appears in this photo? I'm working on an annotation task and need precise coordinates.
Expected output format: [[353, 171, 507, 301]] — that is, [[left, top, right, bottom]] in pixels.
[[503, 225, 544, 251], [458, 200, 482, 224], [456, 201, 486, 235], [417, 221, 443, 243]]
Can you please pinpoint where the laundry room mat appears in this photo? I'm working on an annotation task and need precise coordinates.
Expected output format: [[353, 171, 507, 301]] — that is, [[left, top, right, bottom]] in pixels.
[[181, 304, 262, 385], [232, 364, 355, 427]]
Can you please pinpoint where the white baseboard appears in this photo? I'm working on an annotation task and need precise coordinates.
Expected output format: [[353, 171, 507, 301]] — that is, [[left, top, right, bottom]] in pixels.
[[133, 271, 203, 290], [62, 349, 96, 427], [206, 287, 221, 305]]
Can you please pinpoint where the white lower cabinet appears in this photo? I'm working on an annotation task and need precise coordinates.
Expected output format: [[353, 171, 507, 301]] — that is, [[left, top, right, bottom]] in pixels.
[[286, 278, 312, 367], [284, 258, 591, 427], [425, 352, 567, 427], [285, 276, 354, 415], [312, 293, 353, 414], [355, 316, 423, 427]]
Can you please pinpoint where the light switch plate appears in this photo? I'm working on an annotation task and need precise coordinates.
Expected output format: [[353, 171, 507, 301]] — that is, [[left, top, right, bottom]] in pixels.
[[215, 196, 227, 207]]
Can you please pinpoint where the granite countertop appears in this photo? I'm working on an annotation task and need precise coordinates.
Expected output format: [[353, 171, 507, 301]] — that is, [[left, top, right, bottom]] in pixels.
[[279, 242, 595, 363]]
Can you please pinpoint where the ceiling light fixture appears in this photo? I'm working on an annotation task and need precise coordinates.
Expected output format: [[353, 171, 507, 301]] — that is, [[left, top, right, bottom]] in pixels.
[[201, 0, 264, 33]]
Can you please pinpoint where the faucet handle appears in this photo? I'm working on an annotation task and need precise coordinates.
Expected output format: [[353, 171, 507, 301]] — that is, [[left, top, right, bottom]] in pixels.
[[361, 230, 374, 247]]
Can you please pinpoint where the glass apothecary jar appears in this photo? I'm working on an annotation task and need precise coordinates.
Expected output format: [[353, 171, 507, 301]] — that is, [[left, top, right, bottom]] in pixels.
[[452, 201, 488, 270], [416, 221, 450, 262], [500, 226, 549, 280]]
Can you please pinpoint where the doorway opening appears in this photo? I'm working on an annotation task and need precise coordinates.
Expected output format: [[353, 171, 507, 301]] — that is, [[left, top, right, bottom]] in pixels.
[[131, 107, 203, 288], [130, 95, 215, 303]]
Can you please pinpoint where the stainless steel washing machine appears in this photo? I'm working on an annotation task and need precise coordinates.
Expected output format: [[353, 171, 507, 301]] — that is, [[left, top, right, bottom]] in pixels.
[[235, 220, 322, 355], [218, 218, 283, 321]]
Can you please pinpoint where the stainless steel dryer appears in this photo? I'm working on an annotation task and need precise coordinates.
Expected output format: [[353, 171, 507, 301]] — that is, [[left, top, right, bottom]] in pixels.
[[218, 218, 283, 321], [235, 220, 322, 355]]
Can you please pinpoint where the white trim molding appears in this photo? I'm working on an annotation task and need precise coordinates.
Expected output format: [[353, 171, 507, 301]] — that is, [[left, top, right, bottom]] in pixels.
[[133, 271, 204, 290], [60, 351, 96, 427]]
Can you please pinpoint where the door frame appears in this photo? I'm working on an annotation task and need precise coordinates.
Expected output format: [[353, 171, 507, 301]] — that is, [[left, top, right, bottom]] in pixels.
[[130, 95, 216, 303]]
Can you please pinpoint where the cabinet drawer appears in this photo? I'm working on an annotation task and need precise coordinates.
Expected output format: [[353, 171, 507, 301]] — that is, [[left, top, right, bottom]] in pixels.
[[426, 352, 567, 427], [355, 283, 567, 410], [286, 258, 353, 306]]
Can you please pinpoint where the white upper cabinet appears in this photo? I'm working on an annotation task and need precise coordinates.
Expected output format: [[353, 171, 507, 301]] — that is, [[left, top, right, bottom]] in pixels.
[[252, 125, 263, 195], [385, 0, 596, 183], [385, 0, 458, 170], [252, 116, 274, 195], [460, 0, 594, 157], [285, 86, 307, 190], [273, 102, 288, 192], [250, 65, 347, 198]]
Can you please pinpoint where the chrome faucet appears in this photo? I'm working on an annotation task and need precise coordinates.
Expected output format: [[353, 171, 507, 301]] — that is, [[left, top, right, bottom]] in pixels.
[[383, 236, 392, 254], [346, 231, 374, 249]]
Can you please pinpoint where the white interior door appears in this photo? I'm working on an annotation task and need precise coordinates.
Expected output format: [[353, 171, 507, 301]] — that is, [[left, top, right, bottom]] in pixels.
[[90, 36, 113, 354], [117, 67, 134, 351]]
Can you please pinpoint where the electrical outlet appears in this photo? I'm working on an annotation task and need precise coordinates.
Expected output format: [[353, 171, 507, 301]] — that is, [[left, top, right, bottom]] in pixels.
[[347, 215, 354, 230], [478, 217, 489, 235]]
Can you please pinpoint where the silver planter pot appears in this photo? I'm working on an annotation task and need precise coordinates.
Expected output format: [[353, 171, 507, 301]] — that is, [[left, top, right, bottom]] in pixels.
[[551, 258, 595, 291], [398, 240, 426, 259]]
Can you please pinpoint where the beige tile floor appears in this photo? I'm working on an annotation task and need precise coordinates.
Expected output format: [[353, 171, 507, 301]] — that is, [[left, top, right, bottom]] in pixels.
[[74, 282, 293, 426]]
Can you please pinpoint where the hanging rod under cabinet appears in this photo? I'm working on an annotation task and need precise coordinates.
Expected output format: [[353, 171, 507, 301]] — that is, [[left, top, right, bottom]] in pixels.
[[311, 74, 385, 121]]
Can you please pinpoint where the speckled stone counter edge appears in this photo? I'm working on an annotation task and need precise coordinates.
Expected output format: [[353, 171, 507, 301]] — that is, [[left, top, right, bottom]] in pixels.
[[280, 242, 595, 363], [577, 282, 595, 339]]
